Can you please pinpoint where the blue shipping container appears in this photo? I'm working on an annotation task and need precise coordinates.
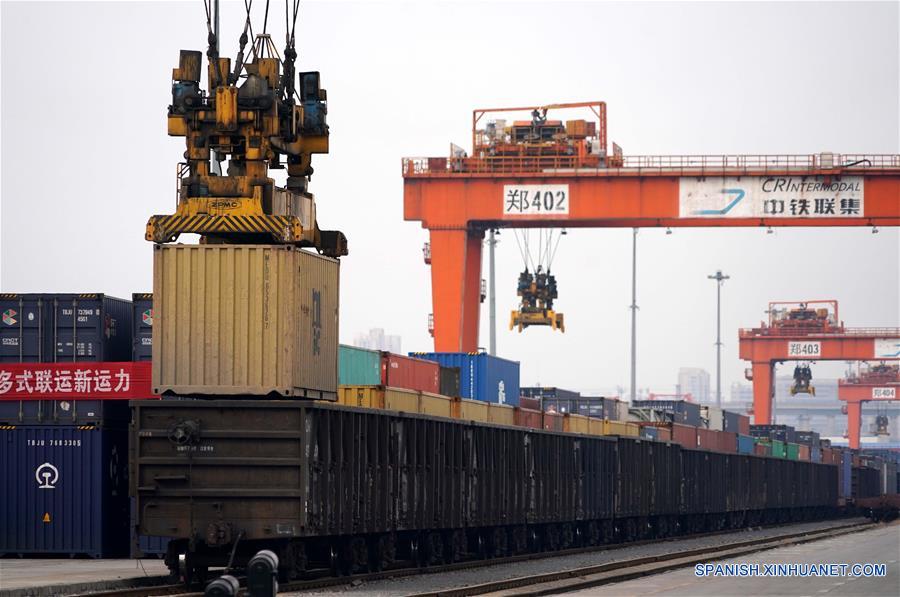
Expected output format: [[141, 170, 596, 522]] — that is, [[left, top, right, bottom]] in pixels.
[[737, 434, 755, 455], [410, 352, 520, 406], [132, 293, 153, 362], [0, 293, 133, 364], [641, 426, 659, 441], [0, 399, 130, 427], [0, 426, 129, 557]]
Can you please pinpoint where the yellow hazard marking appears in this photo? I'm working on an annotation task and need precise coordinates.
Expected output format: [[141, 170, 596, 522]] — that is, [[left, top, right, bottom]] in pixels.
[[42, 513, 51, 523]]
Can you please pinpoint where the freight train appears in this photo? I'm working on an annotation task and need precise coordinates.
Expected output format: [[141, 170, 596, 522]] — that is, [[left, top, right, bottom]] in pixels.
[[132, 399, 839, 584]]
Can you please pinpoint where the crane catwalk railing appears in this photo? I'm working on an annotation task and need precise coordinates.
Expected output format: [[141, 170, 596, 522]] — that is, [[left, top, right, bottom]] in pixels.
[[739, 327, 900, 338], [403, 154, 900, 177]]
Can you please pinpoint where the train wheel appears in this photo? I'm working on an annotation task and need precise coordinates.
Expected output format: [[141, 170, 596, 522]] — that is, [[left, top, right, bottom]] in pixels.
[[281, 540, 307, 580], [373, 533, 397, 571], [544, 525, 560, 552]]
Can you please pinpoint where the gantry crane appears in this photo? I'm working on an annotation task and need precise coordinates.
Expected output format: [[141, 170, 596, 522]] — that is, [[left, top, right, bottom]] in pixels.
[[403, 102, 900, 353], [739, 300, 900, 424], [839, 362, 899, 449], [146, 0, 346, 256]]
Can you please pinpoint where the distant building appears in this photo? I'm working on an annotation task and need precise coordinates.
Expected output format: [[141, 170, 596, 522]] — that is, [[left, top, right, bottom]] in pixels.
[[678, 367, 710, 403], [354, 328, 401, 353]]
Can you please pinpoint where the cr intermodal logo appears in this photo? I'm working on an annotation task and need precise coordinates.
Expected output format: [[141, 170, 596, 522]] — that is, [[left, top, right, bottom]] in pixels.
[[142, 309, 153, 326], [2, 309, 17, 326], [692, 188, 745, 215]]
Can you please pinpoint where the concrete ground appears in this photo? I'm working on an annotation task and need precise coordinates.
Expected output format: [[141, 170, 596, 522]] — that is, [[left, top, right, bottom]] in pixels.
[[574, 521, 900, 596], [0, 558, 168, 593]]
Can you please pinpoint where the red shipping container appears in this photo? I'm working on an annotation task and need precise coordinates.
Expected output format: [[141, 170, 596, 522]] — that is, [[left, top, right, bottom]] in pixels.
[[718, 431, 737, 453], [519, 396, 542, 411], [656, 427, 672, 442], [381, 353, 439, 393], [798, 444, 810, 461], [737, 415, 750, 436], [514, 407, 542, 430], [696, 428, 717, 451], [637, 422, 696, 449], [754, 443, 768, 457], [543, 411, 564, 432]]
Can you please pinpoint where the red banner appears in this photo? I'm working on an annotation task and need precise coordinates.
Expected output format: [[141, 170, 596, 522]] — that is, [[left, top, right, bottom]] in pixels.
[[0, 362, 154, 400]]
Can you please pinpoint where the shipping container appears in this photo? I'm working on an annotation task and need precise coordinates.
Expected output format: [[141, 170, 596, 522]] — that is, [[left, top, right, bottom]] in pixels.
[[786, 443, 801, 461], [575, 399, 606, 418], [696, 427, 717, 450], [520, 387, 580, 401], [337, 385, 384, 408], [542, 411, 564, 432], [632, 399, 700, 426], [563, 413, 590, 434], [770, 439, 787, 459], [794, 430, 821, 447], [439, 366, 461, 398], [718, 431, 737, 453], [0, 426, 129, 557], [599, 420, 639, 437], [338, 345, 381, 386], [737, 434, 755, 455], [0, 399, 130, 426], [455, 399, 489, 422], [636, 422, 695, 449], [750, 424, 796, 443], [810, 445, 821, 463], [701, 406, 724, 431], [513, 407, 541, 429], [418, 392, 452, 418], [410, 352, 519, 406], [0, 293, 133, 364], [798, 444, 810, 461], [131, 293, 153, 362], [640, 426, 659, 441], [381, 353, 439, 394], [754, 442, 769, 457], [152, 244, 339, 399], [542, 398, 578, 414], [722, 410, 749, 435], [518, 396, 541, 411], [487, 403, 515, 426], [383, 387, 419, 413]]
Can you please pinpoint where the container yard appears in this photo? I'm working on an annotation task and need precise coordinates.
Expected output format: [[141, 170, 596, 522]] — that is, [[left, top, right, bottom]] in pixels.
[[1, 2, 899, 597]]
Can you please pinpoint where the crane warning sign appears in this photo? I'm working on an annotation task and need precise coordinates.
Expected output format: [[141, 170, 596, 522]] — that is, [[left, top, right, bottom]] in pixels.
[[679, 176, 864, 218]]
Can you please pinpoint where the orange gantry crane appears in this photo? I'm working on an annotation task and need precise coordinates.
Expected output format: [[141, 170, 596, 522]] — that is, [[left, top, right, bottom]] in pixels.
[[738, 301, 900, 425], [838, 363, 900, 450], [402, 102, 900, 353]]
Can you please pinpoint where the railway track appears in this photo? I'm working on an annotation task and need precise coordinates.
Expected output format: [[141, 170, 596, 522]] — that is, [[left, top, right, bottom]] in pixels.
[[67, 518, 872, 597]]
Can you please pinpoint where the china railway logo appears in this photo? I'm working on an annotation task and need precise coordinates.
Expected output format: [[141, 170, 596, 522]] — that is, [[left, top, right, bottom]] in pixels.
[[2, 309, 17, 326], [35, 462, 59, 489], [142, 309, 153, 326], [692, 188, 745, 215]]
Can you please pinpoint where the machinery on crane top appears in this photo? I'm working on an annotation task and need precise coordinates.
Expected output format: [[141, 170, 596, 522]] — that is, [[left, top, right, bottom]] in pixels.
[[767, 300, 841, 334], [467, 101, 621, 171], [146, 0, 346, 256]]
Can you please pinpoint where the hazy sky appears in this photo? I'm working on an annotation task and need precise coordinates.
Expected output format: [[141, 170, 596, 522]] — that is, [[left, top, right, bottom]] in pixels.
[[2, 1, 898, 395]]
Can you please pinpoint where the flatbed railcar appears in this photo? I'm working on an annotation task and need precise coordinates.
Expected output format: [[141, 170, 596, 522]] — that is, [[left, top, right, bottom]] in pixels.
[[131, 400, 839, 583]]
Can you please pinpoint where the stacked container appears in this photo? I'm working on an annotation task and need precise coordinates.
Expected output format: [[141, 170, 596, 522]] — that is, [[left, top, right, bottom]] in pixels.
[[722, 410, 750, 435], [380, 353, 439, 393], [338, 345, 381, 386], [0, 293, 133, 557], [750, 424, 796, 443], [411, 352, 520, 406], [632, 399, 700, 426]]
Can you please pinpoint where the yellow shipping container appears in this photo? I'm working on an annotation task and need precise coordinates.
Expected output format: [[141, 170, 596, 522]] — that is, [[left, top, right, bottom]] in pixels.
[[383, 387, 419, 413], [452, 398, 489, 422], [487, 403, 515, 426], [564, 413, 591, 434], [587, 417, 605, 436], [602, 420, 640, 437], [337, 385, 384, 409], [152, 244, 339, 399], [419, 392, 453, 418]]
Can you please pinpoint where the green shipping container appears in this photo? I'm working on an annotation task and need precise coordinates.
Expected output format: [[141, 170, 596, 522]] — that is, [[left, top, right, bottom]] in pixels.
[[785, 442, 800, 460], [771, 439, 787, 458], [339, 345, 382, 385]]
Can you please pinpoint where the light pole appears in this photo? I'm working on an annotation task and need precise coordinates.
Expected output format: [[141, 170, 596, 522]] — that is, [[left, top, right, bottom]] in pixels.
[[487, 229, 498, 356], [630, 228, 638, 402], [708, 270, 730, 407]]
